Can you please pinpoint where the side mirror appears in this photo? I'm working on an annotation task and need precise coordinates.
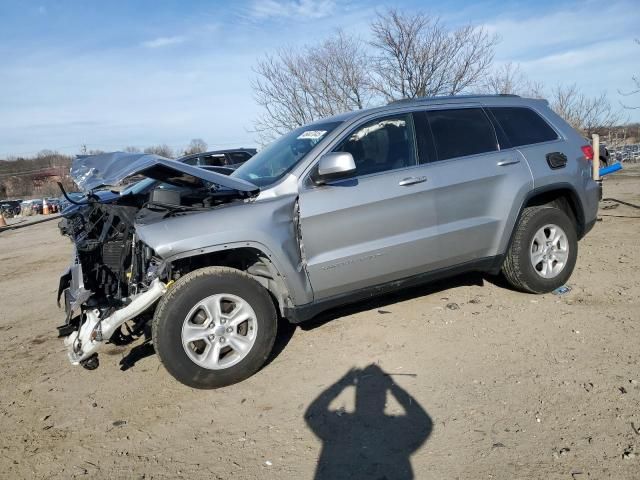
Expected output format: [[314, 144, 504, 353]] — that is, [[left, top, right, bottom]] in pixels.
[[315, 152, 356, 184]]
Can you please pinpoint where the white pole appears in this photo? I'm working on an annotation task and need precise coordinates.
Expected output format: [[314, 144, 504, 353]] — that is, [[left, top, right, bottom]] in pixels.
[[592, 133, 600, 181]]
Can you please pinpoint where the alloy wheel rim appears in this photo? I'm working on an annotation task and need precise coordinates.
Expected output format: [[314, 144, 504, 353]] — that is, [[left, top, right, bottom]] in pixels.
[[181, 294, 258, 370], [529, 223, 569, 279]]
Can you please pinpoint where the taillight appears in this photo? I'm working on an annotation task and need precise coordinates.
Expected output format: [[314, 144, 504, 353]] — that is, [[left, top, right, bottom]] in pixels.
[[581, 145, 594, 161]]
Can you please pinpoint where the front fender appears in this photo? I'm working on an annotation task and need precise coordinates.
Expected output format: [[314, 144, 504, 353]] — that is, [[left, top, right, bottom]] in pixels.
[[134, 194, 313, 306]]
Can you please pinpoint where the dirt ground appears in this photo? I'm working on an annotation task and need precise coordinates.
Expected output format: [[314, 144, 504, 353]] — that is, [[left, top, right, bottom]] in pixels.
[[1, 167, 639, 480]]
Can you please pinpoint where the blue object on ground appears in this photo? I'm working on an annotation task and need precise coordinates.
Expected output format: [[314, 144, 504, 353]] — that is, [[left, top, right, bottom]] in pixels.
[[599, 163, 622, 177], [552, 285, 572, 295]]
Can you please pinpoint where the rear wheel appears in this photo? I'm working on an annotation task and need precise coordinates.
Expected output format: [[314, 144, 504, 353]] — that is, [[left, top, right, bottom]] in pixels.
[[152, 267, 277, 389], [502, 206, 578, 293]]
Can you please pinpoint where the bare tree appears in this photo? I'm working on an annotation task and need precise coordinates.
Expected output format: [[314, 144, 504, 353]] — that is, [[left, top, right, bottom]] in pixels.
[[483, 62, 526, 95], [252, 30, 372, 143], [525, 80, 546, 100], [550, 84, 624, 136], [369, 9, 498, 101], [619, 38, 639, 110], [482, 62, 546, 98], [183, 138, 208, 155], [144, 144, 174, 158], [308, 32, 374, 114], [123, 146, 141, 153]]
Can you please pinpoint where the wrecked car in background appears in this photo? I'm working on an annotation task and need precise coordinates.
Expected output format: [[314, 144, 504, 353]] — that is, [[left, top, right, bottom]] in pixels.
[[178, 147, 257, 174], [57, 95, 600, 389]]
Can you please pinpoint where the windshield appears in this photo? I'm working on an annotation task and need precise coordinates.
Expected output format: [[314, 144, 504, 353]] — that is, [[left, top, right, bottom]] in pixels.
[[232, 122, 342, 187]]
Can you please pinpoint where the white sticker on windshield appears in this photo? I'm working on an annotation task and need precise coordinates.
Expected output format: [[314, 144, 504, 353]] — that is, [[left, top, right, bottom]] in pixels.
[[297, 130, 327, 140]]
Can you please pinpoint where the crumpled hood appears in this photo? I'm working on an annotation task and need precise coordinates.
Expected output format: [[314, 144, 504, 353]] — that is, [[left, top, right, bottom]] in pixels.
[[70, 151, 259, 194]]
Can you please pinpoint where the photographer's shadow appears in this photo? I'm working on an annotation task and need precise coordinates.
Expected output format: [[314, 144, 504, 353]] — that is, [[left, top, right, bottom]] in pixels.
[[305, 365, 432, 480]]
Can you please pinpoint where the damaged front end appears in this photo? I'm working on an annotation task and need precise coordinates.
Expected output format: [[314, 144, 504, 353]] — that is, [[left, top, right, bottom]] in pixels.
[[56, 152, 258, 369], [57, 202, 169, 367]]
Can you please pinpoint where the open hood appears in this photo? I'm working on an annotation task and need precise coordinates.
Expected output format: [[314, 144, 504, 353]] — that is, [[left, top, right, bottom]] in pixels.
[[70, 152, 259, 194]]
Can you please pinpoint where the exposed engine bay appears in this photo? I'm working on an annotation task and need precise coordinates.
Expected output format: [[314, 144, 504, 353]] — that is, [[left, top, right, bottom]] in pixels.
[[57, 152, 259, 369]]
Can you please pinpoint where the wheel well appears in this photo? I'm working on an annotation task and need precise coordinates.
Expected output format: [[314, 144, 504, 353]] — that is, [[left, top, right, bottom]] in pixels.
[[169, 247, 290, 315], [523, 188, 584, 237]]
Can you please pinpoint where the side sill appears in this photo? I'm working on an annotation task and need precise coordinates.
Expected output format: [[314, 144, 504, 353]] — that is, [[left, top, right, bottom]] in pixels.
[[284, 256, 500, 324]]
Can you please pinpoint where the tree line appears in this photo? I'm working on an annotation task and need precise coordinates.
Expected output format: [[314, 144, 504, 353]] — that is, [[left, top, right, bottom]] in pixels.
[[2, 9, 638, 199], [81, 138, 209, 160], [252, 8, 635, 142], [0, 139, 209, 199]]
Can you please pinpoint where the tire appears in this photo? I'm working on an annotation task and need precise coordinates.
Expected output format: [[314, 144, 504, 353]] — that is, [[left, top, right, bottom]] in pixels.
[[502, 206, 578, 294], [152, 267, 278, 389]]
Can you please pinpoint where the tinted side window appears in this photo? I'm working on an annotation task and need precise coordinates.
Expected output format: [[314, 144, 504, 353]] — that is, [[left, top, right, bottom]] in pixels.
[[228, 152, 251, 163], [413, 111, 436, 164], [335, 114, 417, 176], [199, 154, 228, 166], [426, 108, 498, 161], [489, 107, 558, 147]]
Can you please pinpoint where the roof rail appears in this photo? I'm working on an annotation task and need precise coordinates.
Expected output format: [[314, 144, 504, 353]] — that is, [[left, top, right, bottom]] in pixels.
[[387, 93, 521, 105]]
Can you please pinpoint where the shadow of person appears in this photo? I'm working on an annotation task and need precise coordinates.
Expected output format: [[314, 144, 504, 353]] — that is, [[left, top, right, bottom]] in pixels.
[[305, 365, 432, 480]]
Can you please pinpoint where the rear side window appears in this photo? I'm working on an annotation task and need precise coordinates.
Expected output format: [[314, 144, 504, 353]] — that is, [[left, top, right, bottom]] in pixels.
[[228, 152, 251, 163], [426, 108, 498, 161], [489, 107, 558, 147], [199, 154, 228, 166]]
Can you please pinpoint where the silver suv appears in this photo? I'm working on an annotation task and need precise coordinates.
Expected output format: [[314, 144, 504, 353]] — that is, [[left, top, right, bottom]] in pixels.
[[58, 95, 600, 388]]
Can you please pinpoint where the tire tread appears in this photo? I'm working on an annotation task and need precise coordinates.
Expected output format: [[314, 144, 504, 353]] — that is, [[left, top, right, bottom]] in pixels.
[[502, 206, 577, 294], [152, 266, 277, 389]]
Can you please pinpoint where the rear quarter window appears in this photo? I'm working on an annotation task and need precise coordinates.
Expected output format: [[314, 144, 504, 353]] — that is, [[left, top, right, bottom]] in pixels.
[[489, 107, 559, 147]]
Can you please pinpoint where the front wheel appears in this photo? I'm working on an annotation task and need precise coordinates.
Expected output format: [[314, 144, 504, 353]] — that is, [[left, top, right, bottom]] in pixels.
[[502, 206, 578, 294], [152, 267, 278, 389]]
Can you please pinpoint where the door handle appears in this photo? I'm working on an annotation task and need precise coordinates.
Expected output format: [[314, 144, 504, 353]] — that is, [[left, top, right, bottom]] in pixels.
[[398, 176, 427, 186], [497, 160, 520, 167]]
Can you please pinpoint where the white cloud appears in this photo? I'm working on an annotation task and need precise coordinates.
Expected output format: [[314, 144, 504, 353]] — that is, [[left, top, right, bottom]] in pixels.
[[481, 1, 638, 102], [249, 0, 335, 19], [0, 47, 258, 156], [141, 35, 186, 48], [485, 1, 637, 63], [1, 0, 638, 157], [517, 38, 638, 97]]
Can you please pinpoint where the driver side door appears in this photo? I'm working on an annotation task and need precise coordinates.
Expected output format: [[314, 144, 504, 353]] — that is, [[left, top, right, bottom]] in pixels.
[[298, 113, 440, 300]]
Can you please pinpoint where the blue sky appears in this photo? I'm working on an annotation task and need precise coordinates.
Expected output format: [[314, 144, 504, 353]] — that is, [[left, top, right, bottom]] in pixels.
[[0, 0, 638, 157]]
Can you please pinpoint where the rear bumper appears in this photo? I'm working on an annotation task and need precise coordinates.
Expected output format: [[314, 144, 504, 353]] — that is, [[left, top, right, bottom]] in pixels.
[[598, 180, 603, 201], [579, 180, 601, 239]]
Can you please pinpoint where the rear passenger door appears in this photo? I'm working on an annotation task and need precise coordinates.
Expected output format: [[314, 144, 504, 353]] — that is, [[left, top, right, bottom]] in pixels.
[[417, 106, 533, 266], [487, 106, 568, 190]]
